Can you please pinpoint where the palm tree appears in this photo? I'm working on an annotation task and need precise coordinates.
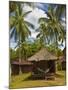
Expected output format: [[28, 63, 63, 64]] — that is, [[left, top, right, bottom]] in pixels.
[[9, 2, 34, 74], [36, 21, 50, 45], [37, 5, 66, 48]]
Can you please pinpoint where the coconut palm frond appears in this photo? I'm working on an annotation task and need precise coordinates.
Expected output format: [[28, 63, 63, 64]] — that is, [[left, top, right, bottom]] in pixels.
[[25, 20, 34, 29], [38, 17, 49, 23], [10, 27, 15, 39], [37, 33, 41, 38], [22, 11, 32, 17], [9, 16, 17, 29]]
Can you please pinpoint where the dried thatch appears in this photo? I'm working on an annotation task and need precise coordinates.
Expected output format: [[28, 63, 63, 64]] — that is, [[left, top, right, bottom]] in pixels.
[[59, 56, 65, 62], [28, 48, 58, 61], [11, 60, 33, 65]]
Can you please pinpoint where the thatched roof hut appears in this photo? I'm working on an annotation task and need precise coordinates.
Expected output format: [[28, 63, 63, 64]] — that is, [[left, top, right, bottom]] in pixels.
[[27, 48, 58, 79], [27, 48, 58, 76], [28, 48, 58, 61], [11, 60, 33, 75]]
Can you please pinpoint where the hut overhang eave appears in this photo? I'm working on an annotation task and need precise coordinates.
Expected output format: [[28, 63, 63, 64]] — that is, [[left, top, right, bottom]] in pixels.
[[11, 60, 33, 65]]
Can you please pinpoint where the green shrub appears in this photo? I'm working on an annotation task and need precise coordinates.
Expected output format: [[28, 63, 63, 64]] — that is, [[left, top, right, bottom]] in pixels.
[[57, 62, 62, 71]]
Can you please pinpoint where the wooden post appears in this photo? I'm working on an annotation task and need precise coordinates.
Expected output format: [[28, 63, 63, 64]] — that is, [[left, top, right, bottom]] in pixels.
[[55, 61, 57, 74]]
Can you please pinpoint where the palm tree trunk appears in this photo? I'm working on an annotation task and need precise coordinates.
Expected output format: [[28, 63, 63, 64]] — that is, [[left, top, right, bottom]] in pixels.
[[19, 35, 22, 75]]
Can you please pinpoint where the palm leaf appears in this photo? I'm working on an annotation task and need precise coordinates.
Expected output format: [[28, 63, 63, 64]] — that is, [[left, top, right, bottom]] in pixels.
[[22, 11, 32, 17], [45, 11, 52, 20], [37, 33, 41, 38], [9, 16, 16, 29], [10, 27, 15, 39], [38, 17, 49, 23], [14, 29, 18, 42], [24, 24, 31, 35], [17, 3, 22, 15], [25, 20, 34, 29], [35, 27, 40, 32], [56, 5, 66, 19]]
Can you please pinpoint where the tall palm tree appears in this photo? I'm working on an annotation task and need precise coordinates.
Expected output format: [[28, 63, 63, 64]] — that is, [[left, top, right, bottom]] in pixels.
[[9, 2, 34, 74], [37, 5, 66, 48]]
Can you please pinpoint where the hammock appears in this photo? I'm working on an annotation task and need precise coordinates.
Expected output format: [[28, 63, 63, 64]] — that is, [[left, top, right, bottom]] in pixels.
[[37, 67, 50, 74]]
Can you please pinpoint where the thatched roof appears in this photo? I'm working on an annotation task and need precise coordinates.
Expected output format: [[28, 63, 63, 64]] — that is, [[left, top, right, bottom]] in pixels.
[[28, 48, 58, 61], [11, 60, 33, 65], [59, 56, 65, 62]]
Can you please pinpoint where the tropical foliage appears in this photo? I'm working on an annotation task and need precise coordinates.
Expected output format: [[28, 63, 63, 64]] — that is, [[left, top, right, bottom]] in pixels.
[[10, 48, 17, 60], [9, 2, 34, 60], [10, 39, 44, 60], [9, 2, 66, 72], [37, 5, 66, 47]]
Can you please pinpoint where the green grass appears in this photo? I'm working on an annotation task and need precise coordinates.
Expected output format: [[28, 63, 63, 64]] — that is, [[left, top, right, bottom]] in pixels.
[[9, 71, 66, 89]]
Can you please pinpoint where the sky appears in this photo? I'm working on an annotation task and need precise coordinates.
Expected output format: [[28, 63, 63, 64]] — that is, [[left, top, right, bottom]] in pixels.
[[10, 2, 66, 50]]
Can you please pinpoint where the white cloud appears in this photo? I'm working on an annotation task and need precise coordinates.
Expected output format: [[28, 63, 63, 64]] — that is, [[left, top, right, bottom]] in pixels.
[[62, 17, 65, 21], [22, 3, 33, 12], [25, 7, 47, 25], [10, 42, 17, 49], [24, 6, 47, 39], [31, 31, 39, 38], [31, 8, 47, 19]]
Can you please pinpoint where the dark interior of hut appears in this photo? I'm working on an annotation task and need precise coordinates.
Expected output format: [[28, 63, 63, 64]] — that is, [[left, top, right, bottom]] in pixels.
[[32, 60, 56, 74]]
